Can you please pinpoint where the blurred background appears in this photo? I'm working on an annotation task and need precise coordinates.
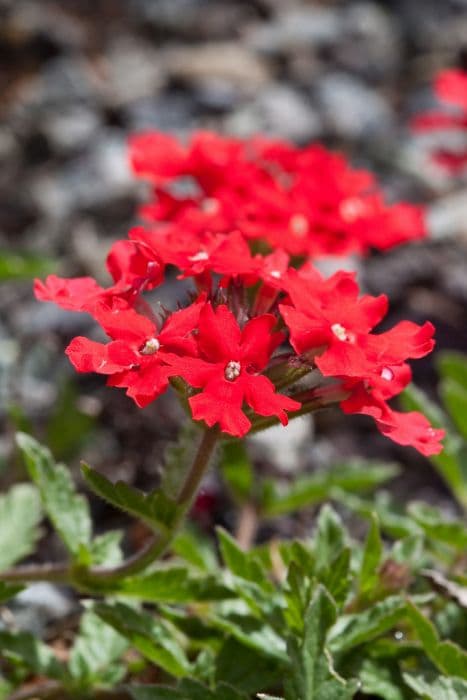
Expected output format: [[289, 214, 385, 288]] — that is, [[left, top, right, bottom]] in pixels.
[[1, 0, 467, 560]]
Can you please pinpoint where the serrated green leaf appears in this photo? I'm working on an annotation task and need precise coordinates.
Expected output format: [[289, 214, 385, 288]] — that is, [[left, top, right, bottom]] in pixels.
[[406, 601, 467, 679], [359, 514, 383, 596], [130, 680, 247, 700], [262, 461, 398, 517], [441, 378, 467, 441], [215, 637, 284, 693], [94, 602, 191, 678], [220, 442, 254, 503], [69, 610, 128, 686], [403, 672, 467, 699], [358, 659, 405, 700], [322, 547, 352, 609], [408, 502, 467, 550], [0, 483, 42, 569], [328, 596, 407, 654], [0, 631, 65, 680], [209, 613, 288, 662], [16, 433, 91, 557], [285, 585, 358, 700], [114, 567, 234, 603], [81, 463, 179, 533], [314, 505, 347, 576], [217, 528, 272, 591]]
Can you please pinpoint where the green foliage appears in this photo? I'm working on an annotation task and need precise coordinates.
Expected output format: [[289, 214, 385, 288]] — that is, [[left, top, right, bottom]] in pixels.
[[0, 483, 42, 569], [0, 252, 56, 281], [82, 462, 180, 534], [1, 426, 466, 699]]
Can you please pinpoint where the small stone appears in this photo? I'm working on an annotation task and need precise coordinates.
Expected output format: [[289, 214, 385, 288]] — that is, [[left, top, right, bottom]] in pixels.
[[162, 43, 270, 94], [315, 73, 394, 140], [249, 7, 342, 55], [9, 583, 75, 637], [226, 84, 322, 142]]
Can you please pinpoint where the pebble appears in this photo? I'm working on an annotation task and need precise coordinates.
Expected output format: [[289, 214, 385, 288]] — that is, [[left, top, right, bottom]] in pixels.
[[226, 84, 322, 142]]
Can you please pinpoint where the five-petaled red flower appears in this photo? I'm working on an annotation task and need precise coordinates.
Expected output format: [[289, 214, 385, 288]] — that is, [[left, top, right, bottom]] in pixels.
[[165, 304, 300, 437]]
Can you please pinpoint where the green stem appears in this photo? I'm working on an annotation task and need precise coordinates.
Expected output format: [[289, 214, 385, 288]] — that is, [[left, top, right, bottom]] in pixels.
[[0, 428, 219, 588]]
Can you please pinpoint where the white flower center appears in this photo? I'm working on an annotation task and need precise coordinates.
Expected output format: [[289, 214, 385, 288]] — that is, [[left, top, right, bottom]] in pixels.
[[188, 250, 209, 262], [381, 367, 394, 381], [141, 337, 160, 355], [340, 197, 365, 222], [224, 360, 241, 381], [331, 323, 348, 341], [269, 269, 282, 279], [289, 214, 309, 237], [202, 197, 220, 214]]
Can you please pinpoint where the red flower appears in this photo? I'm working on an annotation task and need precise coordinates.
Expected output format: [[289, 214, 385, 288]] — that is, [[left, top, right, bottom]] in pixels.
[[130, 131, 427, 258], [280, 265, 388, 377], [341, 380, 444, 456], [166, 304, 300, 436], [34, 241, 163, 314], [412, 69, 467, 173], [66, 299, 203, 407]]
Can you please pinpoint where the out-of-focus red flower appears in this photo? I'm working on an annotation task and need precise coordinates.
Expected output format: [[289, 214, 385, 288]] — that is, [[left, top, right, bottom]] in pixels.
[[412, 68, 467, 173]]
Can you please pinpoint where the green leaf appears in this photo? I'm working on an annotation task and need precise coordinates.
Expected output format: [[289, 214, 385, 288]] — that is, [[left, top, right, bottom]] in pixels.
[[0, 631, 65, 680], [217, 528, 273, 591], [262, 461, 398, 517], [114, 567, 234, 603], [0, 252, 56, 281], [69, 610, 128, 686], [0, 483, 42, 569], [333, 490, 421, 539], [285, 585, 358, 700], [403, 672, 467, 699], [441, 377, 467, 441], [358, 659, 405, 700], [94, 602, 191, 678], [401, 385, 467, 508], [314, 505, 347, 576], [408, 502, 467, 550], [359, 514, 383, 596], [220, 441, 254, 503], [406, 601, 467, 679], [438, 351, 467, 391], [215, 637, 283, 693], [328, 596, 407, 654], [209, 613, 288, 662], [82, 463, 179, 533], [0, 582, 23, 603], [322, 547, 352, 609], [88, 530, 123, 567], [16, 433, 91, 557], [172, 527, 217, 571], [130, 680, 247, 700]]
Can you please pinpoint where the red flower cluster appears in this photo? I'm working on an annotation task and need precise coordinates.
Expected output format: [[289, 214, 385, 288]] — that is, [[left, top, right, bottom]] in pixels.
[[412, 69, 467, 173], [34, 132, 443, 455], [129, 132, 426, 258]]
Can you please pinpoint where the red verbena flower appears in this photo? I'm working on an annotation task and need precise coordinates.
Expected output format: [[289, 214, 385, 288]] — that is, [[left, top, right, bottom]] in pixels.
[[165, 303, 300, 436], [66, 299, 203, 407]]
